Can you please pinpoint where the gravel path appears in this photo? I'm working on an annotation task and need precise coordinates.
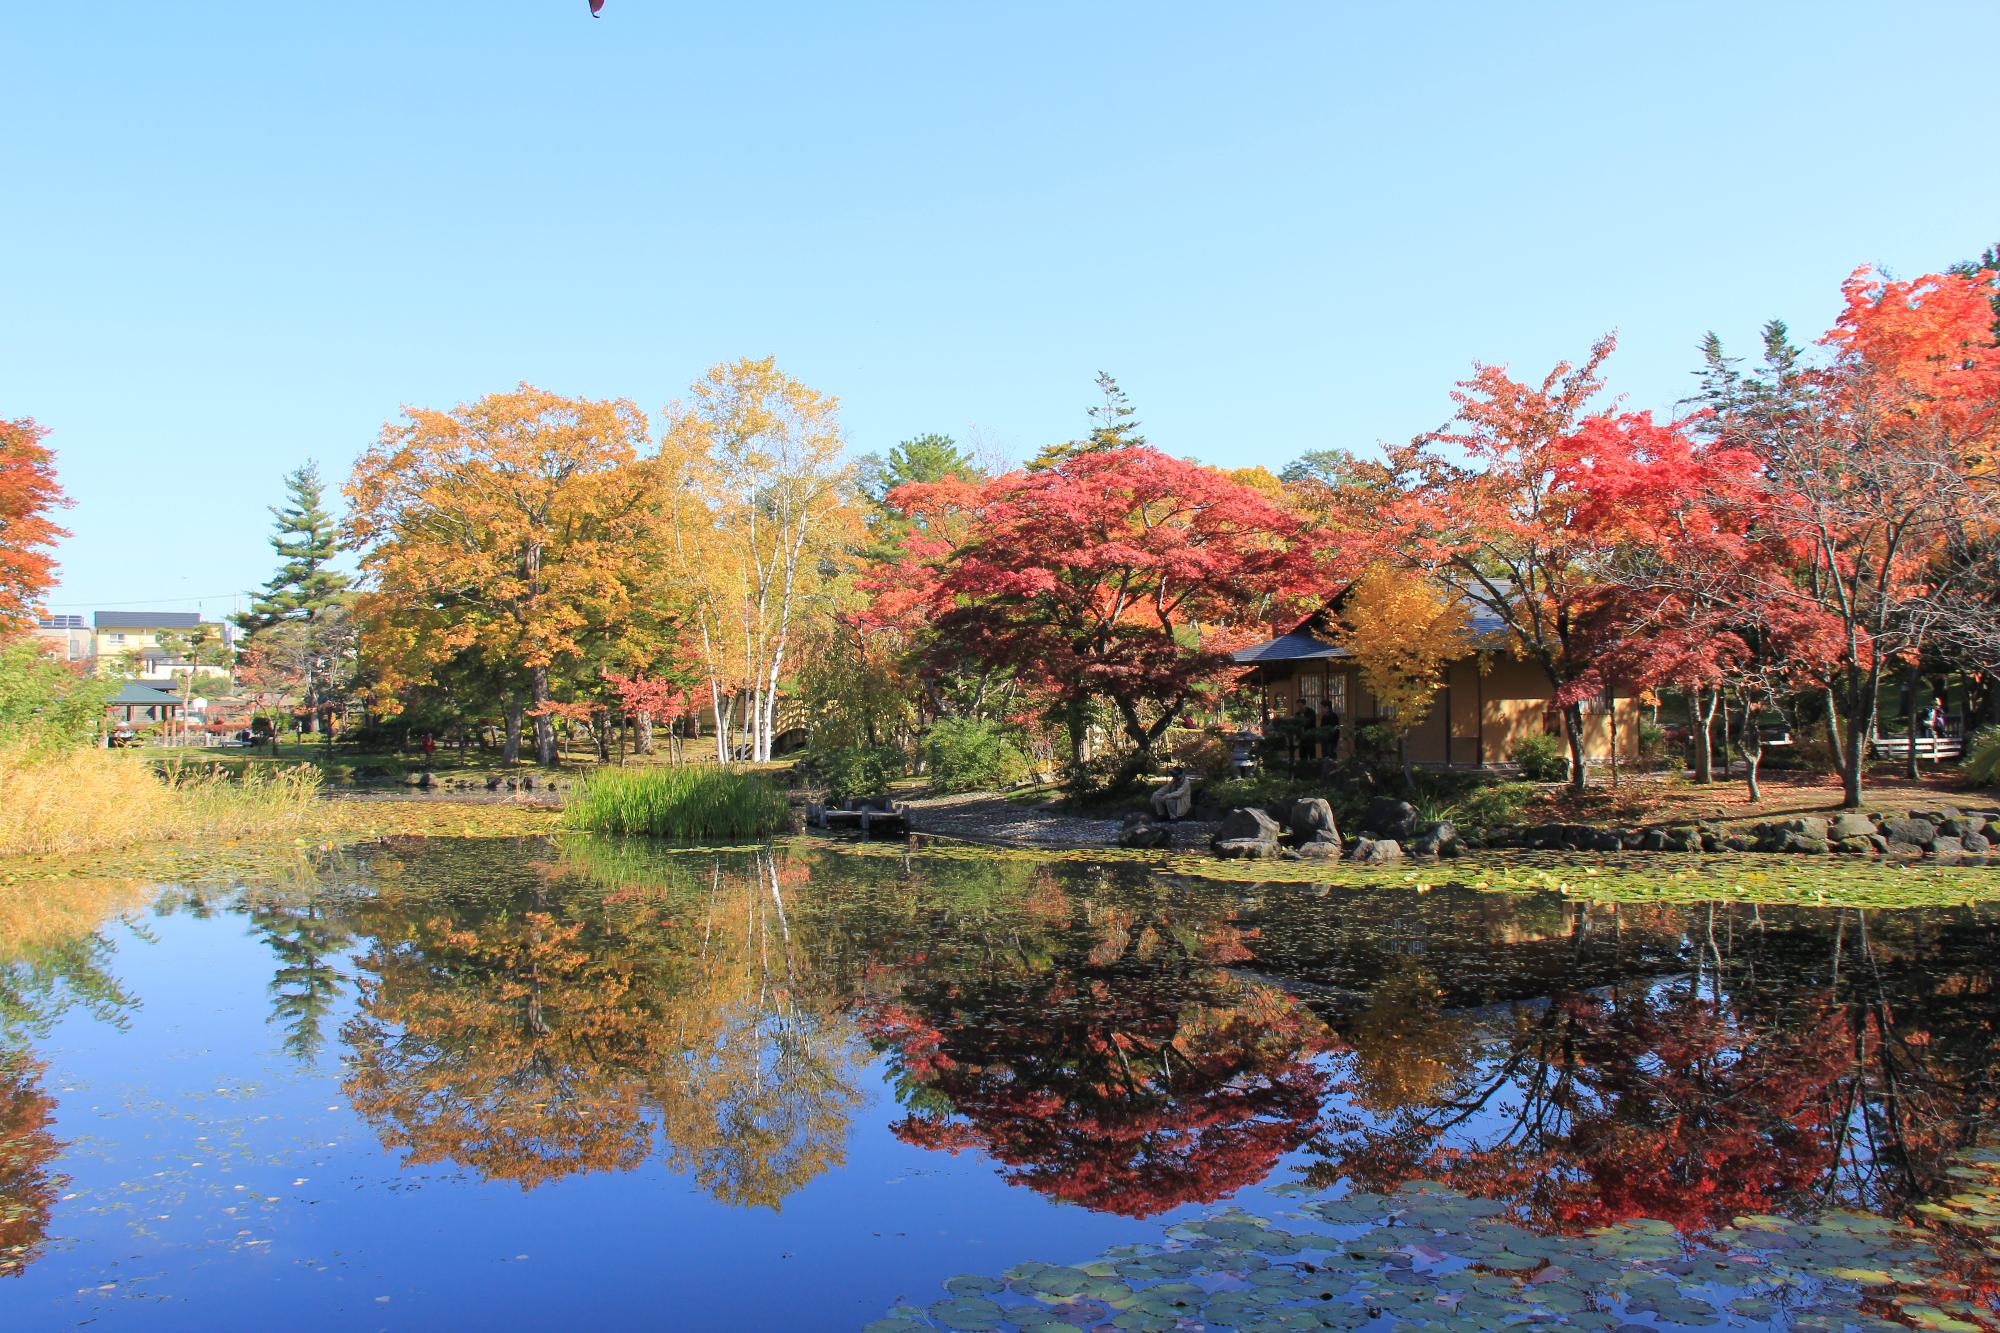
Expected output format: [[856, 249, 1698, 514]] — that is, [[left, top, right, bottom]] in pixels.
[[902, 791, 1221, 850]]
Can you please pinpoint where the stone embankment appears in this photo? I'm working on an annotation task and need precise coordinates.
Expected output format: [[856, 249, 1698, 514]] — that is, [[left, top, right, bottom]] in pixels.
[[1117, 794, 2000, 863]]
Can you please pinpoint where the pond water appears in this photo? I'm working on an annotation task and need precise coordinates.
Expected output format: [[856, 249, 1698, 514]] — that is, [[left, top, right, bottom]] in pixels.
[[0, 837, 1995, 1330]]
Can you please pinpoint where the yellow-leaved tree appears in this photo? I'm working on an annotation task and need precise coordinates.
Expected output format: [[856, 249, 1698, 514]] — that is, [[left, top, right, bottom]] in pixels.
[[1336, 563, 1476, 780], [345, 384, 655, 764], [656, 358, 856, 762]]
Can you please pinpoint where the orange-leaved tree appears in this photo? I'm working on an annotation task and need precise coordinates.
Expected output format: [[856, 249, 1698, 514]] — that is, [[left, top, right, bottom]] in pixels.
[[345, 385, 655, 764], [655, 358, 856, 763], [0, 418, 69, 633], [1334, 563, 1477, 782]]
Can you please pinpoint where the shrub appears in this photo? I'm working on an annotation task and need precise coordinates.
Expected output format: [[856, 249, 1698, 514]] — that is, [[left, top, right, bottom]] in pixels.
[[1446, 780, 1534, 829], [0, 637, 113, 749], [563, 765, 792, 840], [1636, 718, 1670, 766], [1060, 750, 1140, 803], [922, 718, 1029, 794], [808, 745, 905, 803], [1510, 732, 1570, 783], [1965, 726, 2000, 787], [1163, 728, 1238, 781]]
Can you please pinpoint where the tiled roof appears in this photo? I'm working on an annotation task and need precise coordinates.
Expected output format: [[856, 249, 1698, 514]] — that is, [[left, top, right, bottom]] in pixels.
[[1231, 584, 1516, 666], [108, 682, 185, 706], [1231, 629, 1349, 665]]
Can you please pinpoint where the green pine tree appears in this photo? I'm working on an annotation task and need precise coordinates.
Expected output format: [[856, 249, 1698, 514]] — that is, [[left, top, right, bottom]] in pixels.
[[236, 463, 349, 636], [236, 463, 354, 744], [1030, 372, 1145, 469]]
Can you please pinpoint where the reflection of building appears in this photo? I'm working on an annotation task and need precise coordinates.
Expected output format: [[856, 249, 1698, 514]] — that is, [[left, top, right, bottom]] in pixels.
[[1231, 588, 1639, 768], [91, 611, 234, 683], [31, 614, 93, 664]]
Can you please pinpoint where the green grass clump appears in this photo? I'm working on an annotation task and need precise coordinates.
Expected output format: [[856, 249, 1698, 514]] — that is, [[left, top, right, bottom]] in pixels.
[[1964, 725, 2000, 787], [563, 765, 793, 840]]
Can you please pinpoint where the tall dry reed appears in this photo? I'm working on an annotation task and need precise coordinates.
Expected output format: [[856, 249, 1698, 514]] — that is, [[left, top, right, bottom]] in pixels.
[[0, 742, 327, 859]]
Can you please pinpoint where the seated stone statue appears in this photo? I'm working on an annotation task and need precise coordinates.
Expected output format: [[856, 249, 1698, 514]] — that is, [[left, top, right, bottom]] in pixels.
[[1150, 769, 1196, 821]]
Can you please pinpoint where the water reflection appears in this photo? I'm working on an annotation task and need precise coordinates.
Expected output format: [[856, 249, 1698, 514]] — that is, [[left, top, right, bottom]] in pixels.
[[0, 1051, 60, 1278], [858, 870, 1334, 1217], [0, 840, 1995, 1298], [0, 878, 148, 1279], [1302, 901, 1999, 1233], [339, 844, 867, 1202]]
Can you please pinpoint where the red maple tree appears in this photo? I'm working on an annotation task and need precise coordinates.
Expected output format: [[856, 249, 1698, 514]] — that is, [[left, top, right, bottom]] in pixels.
[[896, 448, 1327, 774], [0, 418, 69, 631]]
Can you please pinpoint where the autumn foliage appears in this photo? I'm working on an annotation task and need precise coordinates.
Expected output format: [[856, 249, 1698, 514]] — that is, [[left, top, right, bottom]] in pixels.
[[0, 418, 68, 632]]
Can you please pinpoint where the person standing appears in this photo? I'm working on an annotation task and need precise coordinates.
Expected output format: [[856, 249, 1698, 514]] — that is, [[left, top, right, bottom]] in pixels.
[[1292, 700, 1317, 765], [1319, 699, 1342, 764]]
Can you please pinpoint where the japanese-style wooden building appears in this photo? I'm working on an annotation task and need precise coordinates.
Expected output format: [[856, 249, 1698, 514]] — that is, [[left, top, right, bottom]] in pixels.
[[1230, 595, 1639, 770], [105, 681, 186, 728]]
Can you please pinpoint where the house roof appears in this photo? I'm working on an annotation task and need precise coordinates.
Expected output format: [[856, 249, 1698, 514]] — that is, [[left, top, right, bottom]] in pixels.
[[95, 611, 203, 630], [1232, 629, 1352, 665], [108, 682, 185, 706], [1230, 586, 1515, 667]]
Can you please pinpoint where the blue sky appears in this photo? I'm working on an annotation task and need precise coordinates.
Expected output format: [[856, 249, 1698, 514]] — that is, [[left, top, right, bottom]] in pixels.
[[6, 1, 1997, 618]]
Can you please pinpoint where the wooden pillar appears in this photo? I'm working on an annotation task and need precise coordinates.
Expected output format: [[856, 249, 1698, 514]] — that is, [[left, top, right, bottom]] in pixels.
[[1475, 654, 1486, 767]]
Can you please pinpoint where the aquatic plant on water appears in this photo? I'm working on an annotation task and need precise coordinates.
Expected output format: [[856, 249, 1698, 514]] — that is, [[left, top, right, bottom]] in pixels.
[[561, 764, 793, 839], [874, 1163, 2000, 1332]]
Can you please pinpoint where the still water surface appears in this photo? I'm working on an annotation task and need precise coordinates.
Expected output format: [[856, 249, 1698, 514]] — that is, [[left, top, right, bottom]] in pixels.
[[0, 838, 1993, 1329]]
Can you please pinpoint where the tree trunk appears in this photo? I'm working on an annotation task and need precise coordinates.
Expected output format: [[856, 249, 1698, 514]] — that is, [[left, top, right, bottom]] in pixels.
[[1562, 702, 1588, 792], [1838, 670, 1872, 810], [1065, 698, 1089, 773], [1741, 711, 1763, 802], [1823, 688, 1847, 773], [1903, 660, 1923, 780], [635, 709, 655, 756], [1690, 686, 1712, 783], [530, 666, 556, 765], [503, 701, 523, 765]]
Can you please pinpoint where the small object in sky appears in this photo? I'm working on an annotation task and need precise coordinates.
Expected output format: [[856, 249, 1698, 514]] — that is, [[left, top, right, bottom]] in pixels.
[[589, 0, 604, 14]]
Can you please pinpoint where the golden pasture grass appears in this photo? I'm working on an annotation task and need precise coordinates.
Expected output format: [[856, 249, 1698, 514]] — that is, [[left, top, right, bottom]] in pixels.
[[0, 741, 324, 859]]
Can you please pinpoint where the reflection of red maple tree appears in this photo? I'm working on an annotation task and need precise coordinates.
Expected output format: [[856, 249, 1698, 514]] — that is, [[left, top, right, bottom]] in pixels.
[[0, 1051, 63, 1278], [862, 911, 1336, 1217], [1321, 983, 1857, 1234]]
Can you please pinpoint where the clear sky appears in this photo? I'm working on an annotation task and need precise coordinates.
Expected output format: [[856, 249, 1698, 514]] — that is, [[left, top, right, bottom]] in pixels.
[[7, 1, 1997, 619]]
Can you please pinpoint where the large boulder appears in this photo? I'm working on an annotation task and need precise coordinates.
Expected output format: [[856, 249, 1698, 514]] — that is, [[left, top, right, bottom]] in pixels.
[[1119, 813, 1173, 849], [1962, 830, 1992, 855], [1283, 796, 1339, 843], [1881, 816, 1937, 848], [1295, 837, 1343, 860], [1927, 835, 1965, 858], [1351, 837, 1404, 865], [1150, 772, 1196, 822], [1829, 811, 1877, 841], [1213, 806, 1281, 845], [1210, 807, 1281, 859], [1778, 830, 1829, 854], [1361, 797, 1419, 841], [1406, 820, 1459, 858], [1658, 826, 1700, 853]]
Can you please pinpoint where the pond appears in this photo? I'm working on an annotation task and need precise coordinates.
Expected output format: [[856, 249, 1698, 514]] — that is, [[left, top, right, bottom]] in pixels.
[[0, 837, 1995, 1330]]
